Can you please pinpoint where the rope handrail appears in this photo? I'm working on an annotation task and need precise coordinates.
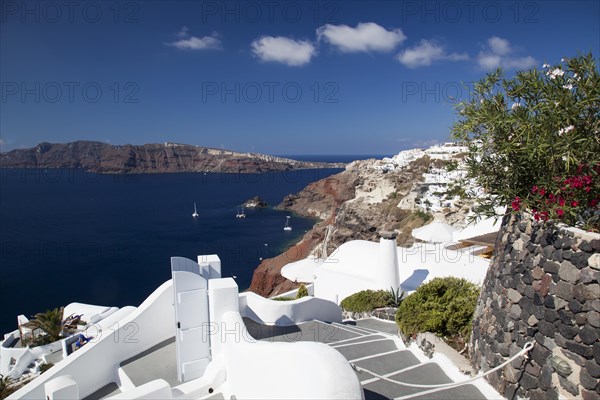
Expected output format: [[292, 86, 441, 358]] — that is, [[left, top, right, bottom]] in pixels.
[[350, 341, 535, 390]]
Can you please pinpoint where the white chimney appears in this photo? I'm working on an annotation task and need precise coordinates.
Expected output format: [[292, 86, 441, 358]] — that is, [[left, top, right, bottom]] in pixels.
[[377, 231, 400, 292]]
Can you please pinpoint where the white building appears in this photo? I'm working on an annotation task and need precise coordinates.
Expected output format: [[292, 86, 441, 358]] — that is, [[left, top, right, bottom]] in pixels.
[[311, 233, 489, 305], [5, 255, 362, 400], [424, 143, 468, 160]]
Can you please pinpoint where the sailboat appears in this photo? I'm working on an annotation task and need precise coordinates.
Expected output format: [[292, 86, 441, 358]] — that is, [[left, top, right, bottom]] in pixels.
[[192, 203, 199, 218], [236, 206, 246, 218], [284, 216, 292, 231]]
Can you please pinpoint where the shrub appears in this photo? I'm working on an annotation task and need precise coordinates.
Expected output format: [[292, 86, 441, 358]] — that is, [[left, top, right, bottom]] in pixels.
[[296, 284, 309, 299], [444, 160, 459, 172], [452, 53, 600, 231], [271, 296, 295, 301], [387, 286, 406, 308], [396, 277, 480, 339], [0, 375, 14, 399], [340, 290, 392, 313], [39, 363, 54, 374], [414, 210, 432, 222]]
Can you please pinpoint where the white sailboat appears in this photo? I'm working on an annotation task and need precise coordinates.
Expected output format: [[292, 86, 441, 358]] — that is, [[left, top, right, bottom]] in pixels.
[[192, 202, 199, 218], [284, 216, 292, 231], [236, 206, 246, 218]]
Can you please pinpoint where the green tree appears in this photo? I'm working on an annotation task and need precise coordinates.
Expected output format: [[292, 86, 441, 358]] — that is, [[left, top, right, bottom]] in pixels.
[[452, 53, 600, 230], [25, 307, 65, 345], [296, 284, 309, 299]]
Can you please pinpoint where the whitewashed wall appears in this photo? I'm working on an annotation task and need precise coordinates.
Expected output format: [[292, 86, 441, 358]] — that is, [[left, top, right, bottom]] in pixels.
[[239, 292, 342, 326], [9, 281, 176, 400]]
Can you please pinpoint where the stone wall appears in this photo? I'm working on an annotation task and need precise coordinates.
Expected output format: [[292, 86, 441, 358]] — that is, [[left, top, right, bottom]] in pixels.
[[470, 213, 600, 400]]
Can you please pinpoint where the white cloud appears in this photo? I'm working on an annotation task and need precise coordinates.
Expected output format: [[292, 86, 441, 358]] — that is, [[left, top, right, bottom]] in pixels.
[[167, 27, 222, 51], [317, 22, 406, 53], [503, 56, 537, 69], [488, 36, 511, 55], [477, 36, 536, 70], [251, 36, 316, 66], [477, 53, 503, 70], [396, 39, 468, 68], [177, 26, 189, 38], [0, 138, 5, 146]]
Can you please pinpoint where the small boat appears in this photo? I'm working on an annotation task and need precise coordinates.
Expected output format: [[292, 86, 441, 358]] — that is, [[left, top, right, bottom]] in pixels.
[[236, 206, 246, 218], [192, 202, 199, 218], [284, 216, 292, 231]]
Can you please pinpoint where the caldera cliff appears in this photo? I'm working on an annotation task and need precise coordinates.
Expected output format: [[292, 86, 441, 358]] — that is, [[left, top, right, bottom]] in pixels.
[[0, 141, 343, 174]]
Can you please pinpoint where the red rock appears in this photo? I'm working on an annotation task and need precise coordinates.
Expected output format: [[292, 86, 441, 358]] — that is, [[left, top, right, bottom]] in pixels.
[[539, 273, 553, 297]]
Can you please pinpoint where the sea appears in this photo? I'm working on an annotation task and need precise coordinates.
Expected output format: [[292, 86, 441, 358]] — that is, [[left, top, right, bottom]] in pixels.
[[0, 155, 389, 334]]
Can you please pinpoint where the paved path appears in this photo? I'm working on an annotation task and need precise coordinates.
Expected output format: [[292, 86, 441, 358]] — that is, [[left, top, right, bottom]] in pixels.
[[88, 318, 488, 399], [244, 318, 487, 400]]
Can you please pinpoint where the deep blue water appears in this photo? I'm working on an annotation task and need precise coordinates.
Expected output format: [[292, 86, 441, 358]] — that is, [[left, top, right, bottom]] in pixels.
[[0, 167, 342, 334]]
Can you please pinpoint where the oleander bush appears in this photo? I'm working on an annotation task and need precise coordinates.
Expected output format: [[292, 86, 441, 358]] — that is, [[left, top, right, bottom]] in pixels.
[[395, 277, 480, 339], [340, 290, 392, 313], [452, 53, 600, 231]]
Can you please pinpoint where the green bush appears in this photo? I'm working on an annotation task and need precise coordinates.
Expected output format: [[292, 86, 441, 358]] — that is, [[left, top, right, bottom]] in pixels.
[[396, 277, 480, 339], [444, 160, 459, 172], [340, 290, 392, 313], [271, 296, 295, 301], [0, 375, 14, 399], [296, 284, 309, 299], [39, 363, 54, 374], [414, 210, 433, 222]]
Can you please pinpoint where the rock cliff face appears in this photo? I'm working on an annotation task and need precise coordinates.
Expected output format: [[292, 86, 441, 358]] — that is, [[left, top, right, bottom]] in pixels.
[[249, 156, 437, 297], [0, 141, 342, 173]]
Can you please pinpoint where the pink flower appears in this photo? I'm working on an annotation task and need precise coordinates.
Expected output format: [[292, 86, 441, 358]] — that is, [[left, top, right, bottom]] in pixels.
[[556, 209, 564, 217], [532, 186, 538, 193]]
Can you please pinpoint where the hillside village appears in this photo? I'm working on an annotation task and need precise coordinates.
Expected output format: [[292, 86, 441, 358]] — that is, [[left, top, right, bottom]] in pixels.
[[252, 143, 501, 297]]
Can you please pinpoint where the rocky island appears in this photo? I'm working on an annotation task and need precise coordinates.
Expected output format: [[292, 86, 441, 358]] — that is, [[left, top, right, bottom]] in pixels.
[[0, 141, 344, 174], [243, 196, 268, 208]]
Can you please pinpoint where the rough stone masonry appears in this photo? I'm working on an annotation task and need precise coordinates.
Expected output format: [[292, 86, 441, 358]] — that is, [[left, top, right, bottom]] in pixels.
[[470, 213, 600, 400]]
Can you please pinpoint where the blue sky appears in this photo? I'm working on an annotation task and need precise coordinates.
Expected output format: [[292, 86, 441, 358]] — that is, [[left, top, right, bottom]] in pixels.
[[1, 0, 599, 155]]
